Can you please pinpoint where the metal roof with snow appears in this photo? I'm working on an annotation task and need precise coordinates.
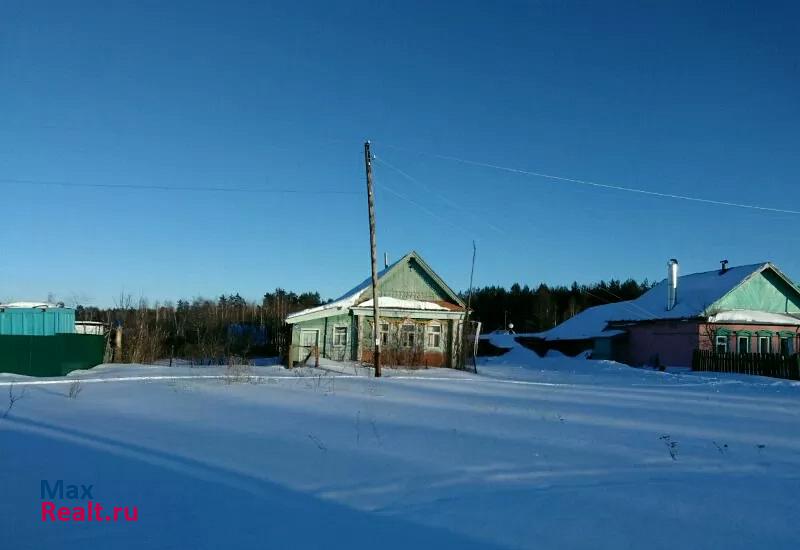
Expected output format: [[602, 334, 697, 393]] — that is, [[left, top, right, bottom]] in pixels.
[[536, 262, 800, 341], [286, 251, 465, 324]]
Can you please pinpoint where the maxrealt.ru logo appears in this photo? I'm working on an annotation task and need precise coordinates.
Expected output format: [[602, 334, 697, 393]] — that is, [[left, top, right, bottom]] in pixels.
[[40, 480, 138, 522]]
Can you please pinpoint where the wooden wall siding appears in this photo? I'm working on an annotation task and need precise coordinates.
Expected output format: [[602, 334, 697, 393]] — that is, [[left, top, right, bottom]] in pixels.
[[292, 313, 356, 362], [712, 269, 800, 314], [361, 258, 453, 303]]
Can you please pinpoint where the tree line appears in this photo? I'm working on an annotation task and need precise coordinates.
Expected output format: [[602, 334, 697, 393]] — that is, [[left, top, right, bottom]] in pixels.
[[466, 278, 654, 334], [74, 277, 653, 363], [76, 290, 324, 364]]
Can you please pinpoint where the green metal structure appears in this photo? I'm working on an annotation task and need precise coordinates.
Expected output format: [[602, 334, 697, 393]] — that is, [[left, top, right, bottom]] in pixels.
[[0, 333, 106, 377], [0, 306, 106, 376]]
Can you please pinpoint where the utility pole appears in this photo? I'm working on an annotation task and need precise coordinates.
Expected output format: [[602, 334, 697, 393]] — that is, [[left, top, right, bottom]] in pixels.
[[364, 141, 381, 377], [465, 240, 477, 373]]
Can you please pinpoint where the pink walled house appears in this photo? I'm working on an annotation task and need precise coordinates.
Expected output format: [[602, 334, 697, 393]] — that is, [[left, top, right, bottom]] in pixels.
[[536, 261, 800, 368]]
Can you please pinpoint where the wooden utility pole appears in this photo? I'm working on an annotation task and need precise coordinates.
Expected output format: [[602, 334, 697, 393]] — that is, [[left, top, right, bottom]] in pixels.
[[364, 141, 382, 377]]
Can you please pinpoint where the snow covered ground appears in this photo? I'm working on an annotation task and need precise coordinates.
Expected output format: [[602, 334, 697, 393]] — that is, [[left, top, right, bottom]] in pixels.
[[1, 342, 799, 549]]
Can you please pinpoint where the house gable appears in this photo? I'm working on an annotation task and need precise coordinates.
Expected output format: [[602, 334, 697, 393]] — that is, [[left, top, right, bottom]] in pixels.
[[357, 252, 463, 307], [286, 251, 463, 324], [708, 265, 800, 315]]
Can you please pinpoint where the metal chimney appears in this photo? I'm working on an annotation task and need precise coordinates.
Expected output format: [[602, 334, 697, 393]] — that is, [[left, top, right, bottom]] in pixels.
[[667, 259, 679, 310], [384, 252, 389, 269], [719, 259, 729, 274]]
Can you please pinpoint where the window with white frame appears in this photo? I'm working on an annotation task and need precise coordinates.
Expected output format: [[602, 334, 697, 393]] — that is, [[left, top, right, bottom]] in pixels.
[[758, 335, 771, 354], [427, 323, 442, 349], [780, 336, 794, 355], [333, 326, 348, 346], [380, 323, 390, 346], [737, 336, 750, 354], [401, 323, 416, 347], [715, 335, 728, 353]]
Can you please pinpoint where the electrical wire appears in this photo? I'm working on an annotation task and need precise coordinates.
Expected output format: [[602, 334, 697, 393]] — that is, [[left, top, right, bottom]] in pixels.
[[373, 155, 506, 235], [378, 143, 800, 215]]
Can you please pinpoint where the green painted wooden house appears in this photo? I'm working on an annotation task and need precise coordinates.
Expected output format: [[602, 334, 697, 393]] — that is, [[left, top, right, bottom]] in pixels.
[[286, 251, 466, 368]]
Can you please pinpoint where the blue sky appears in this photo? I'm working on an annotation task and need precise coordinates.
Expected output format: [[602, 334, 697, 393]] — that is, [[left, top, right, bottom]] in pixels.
[[1, 1, 798, 306]]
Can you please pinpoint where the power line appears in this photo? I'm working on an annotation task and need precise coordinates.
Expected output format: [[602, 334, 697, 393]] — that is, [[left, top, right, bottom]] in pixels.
[[373, 155, 507, 235], [379, 143, 800, 215], [0, 178, 360, 195], [373, 179, 475, 235]]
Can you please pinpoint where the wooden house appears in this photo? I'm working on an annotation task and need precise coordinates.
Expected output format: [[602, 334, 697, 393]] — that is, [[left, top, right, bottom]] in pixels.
[[286, 251, 466, 368], [534, 260, 800, 368]]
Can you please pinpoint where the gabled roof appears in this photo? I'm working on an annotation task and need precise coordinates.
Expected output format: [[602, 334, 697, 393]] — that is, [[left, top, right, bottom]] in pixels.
[[286, 251, 464, 324], [536, 262, 800, 341], [614, 262, 771, 321]]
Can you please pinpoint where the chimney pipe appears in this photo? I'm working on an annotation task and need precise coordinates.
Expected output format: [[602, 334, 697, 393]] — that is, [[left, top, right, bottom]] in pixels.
[[384, 252, 388, 269], [667, 259, 679, 310], [719, 259, 729, 274]]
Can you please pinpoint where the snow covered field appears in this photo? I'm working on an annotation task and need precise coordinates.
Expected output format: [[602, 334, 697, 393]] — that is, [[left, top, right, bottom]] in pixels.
[[1, 343, 799, 549]]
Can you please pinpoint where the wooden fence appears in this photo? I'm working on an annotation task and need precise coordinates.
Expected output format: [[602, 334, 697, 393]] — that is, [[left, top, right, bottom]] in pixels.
[[692, 349, 800, 380]]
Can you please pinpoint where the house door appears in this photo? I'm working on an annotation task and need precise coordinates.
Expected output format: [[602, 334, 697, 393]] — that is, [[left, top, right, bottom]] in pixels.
[[299, 329, 319, 360]]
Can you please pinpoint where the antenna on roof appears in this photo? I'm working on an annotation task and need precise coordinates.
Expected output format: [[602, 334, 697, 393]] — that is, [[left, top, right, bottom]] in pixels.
[[719, 260, 729, 274]]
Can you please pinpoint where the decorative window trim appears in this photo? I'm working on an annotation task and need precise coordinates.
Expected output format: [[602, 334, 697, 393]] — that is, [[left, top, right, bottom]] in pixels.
[[400, 322, 417, 348], [715, 328, 732, 336], [714, 335, 728, 353], [758, 335, 771, 354], [736, 335, 751, 353], [736, 330, 752, 337], [756, 330, 774, 337], [426, 323, 442, 350], [777, 330, 796, 338]]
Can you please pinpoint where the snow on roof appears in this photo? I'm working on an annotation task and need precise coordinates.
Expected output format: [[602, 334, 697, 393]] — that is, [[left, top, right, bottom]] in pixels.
[[356, 297, 448, 311], [615, 262, 769, 321], [286, 251, 463, 323], [536, 262, 789, 341], [708, 310, 800, 325], [285, 261, 399, 321], [534, 302, 629, 341], [0, 302, 63, 309]]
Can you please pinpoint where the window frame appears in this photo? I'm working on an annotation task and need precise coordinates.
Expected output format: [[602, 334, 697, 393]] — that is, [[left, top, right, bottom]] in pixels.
[[426, 323, 442, 349], [714, 335, 728, 354], [333, 325, 348, 347], [758, 335, 771, 354], [379, 322, 390, 346], [780, 336, 794, 355], [400, 323, 416, 348], [737, 335, 750, 354]]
